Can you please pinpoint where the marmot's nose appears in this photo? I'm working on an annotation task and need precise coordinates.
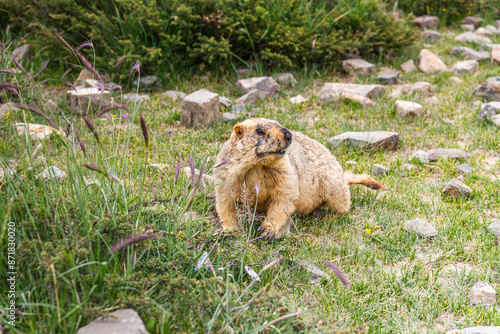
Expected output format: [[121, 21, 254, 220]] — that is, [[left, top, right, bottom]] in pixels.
[[282, 128, 292, 144]]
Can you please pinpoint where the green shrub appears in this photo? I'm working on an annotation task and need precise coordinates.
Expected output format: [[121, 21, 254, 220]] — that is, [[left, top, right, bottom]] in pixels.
[[2, 0, 417, 80]]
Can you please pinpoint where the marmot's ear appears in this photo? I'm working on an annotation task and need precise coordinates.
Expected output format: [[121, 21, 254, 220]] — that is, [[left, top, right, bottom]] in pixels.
[[233, 124, 244, 138]]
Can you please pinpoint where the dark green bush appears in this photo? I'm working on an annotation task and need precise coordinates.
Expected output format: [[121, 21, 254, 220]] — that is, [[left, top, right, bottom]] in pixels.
[[2, 0, 417, 80]]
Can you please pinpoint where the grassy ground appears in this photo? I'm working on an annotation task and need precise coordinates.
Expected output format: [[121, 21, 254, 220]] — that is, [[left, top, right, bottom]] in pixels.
[[1, 24, 500, 333]]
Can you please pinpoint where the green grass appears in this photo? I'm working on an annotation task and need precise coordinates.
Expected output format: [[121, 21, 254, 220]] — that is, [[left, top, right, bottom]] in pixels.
[[1, 24, 500, 333]]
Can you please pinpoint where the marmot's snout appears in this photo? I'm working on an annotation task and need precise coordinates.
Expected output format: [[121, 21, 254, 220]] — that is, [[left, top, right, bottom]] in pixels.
[[281, 128, 292, 145]]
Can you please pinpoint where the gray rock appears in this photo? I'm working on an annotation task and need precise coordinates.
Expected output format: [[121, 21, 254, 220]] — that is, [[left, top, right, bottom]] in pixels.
[[134, 75, 161, 88], [339, 92, 376, 108], [390, 82, 432, 98], [403, 219, 438, 238], [427, 149, 471, 162], [452, 60, 479, 75], [67, 88, 110, 114], [46, 99, 58, 113], [181, 89, 220, 128], [231, 104, 246, 114], [418, 49, 447, 74], [236, 89, 260, 106], [37, 166, 67, 180], [35, 156, 47, 165], [422, 30, 441, 42], [450, 46, 474, 55], [12, 44, 30, 60], [235, 77, 280, 98], [219, 96, 232, 108], [372, 164, 389, 176], [485, 25, 499, 34], [454, 32, 492, 44], [395, 100, 424, 117], [378, 72, 399, 85], [492, 46, 500, 65], [319, 83, 386, 101], [462, 49, 491, 61], [455, 163, 472, 175], [411, 150, 430, 163], [450, 76, 463, 84], [275, 73, 297, 85], [474, 77, 500, 102], [77, 309, 149, 334], [455, 326, 500, 334], [74, 70, 94, 87], [443, 179, 473, 197], [123, 93, 150, 102], [290, 95, 307, 104], [462, 16, 483, 27], [413, 16, 439, 30], [479, 102, 500, 119], [490, 114, 500, 126], [328, 131, 399, 151], [468, 282, 496, 305], [475, 27, 492, 37], [296, 260, 330, 284], [162, 90, 186, 101], [0, 102, 20, 116], [461, 24, 475, 31], [342, 59, 376, 75], [401, 59, 416, 73], [85, 79, 100, 88], [222, 112, 237, 122], [488, 220, 500, 237]]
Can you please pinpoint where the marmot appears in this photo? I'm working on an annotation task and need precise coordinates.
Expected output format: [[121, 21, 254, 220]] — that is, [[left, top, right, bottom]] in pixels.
[[214, 118, 382, 238]]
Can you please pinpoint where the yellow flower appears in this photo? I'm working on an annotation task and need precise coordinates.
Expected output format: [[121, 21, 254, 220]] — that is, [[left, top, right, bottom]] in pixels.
[[468, 11, 471, 14], [467, 308, 472, 314], [51, 158, 54, 162], [442, 8, 446, 12], [416, 127, 419, 130], [470, 3, 473, 6], [22, 39, 26, 43], [365, 228, 372, 234], [440, 138, 444, 141], [117, 162, 119, 165], [113, 114, 116, 118], [6, 112, 10, 117]]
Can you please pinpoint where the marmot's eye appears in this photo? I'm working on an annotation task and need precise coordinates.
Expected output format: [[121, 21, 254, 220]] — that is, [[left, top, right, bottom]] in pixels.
[[256, 129, 265, 135]]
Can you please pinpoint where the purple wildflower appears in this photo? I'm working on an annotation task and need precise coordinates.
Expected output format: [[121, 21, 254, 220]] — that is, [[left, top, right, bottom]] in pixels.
[[214, 160, 227, 168], [114, 55, 127, 68], [188, 157, 195, 180], [118, 114, 129, 123], [11, 55, 28, 75], [101, 113, 112, 121], [130, 61, 140, 75], [97, 81, 106, 92], [96, 104, 130, 116], [6, 87, 20, 98], [139, 113, 149, 147], [0, 69, 15, 75], [174, 160, 183, 185], [254, 183, 260, 195], [77, 40, 94, 50], [319, 261, 350, 287], [111, 84, 122, 92]]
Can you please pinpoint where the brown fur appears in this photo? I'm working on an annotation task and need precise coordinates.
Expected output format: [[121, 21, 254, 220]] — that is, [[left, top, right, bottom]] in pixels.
[[214, 118, 382, 238]]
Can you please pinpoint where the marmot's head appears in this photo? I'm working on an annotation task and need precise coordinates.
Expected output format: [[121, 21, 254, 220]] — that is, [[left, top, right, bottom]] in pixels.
[[230, 118, 292, 165]]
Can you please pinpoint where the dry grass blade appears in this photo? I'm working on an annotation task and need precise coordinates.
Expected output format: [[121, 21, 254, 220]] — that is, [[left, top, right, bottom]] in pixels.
[[174, 160, 183, 185], [185, 165, 204, 212], [110, 234, 164, 254], [74, 131, 87, 157], [0, 69, 15, 75], [265, 312, 302, 327], [82, 116, 100, 143], [57, 34, 77, 58], [139, 113, 149, 147], [96, 104, 130, 117], [11, 55, 28, 75], [0, 82, 19, 90], [82, 163, 105, 174], [319, 261, 350, 287], [11, 103, 60, 131]]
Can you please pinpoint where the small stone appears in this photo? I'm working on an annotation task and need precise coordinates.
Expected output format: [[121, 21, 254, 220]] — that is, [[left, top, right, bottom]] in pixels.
[[492, 46, 500, 65], [423, 95, 439, 104], [488, 220, 500, 237], [462, 49, 491, 61], [35, 156, 47, 165], [390, 82, 432, 98], [474, 77, 500, 102], [372, 164, 389, 176], [290, 95, 307, 104], [469, 282, 496, 305], [123, 93, 150, 102], [74, 70, 94, 87], [345, 160, 357, 166], [76, 309, 149, 334], [473, 100, 483, 108], [296, 260, 331, 284], [378, 72, 399, 85], [235, 77, 280, 98], [411, 150, 430, 163], [13, 44, 31, 60], [134, 75, 161, 89], [418, 49, 447, 74], [340, 92, 376, 108], [413, 16, 439, 30], [475, 27, 493, 37], [319, 83, 386, 101], [0, 102, 20, 116], [162, 90, 186, 101], [231, 104, 246, 114], [454, 32, 492, 44], [37, 166, 67, 180], [342, 59, 376, 75], [328, 131, 399, 150], [404, 219, 438, 238], [16, 123, 65, 140], [182, 211, 201, 223], [452, 60, 479, 75], [222, 112, 237, 122], [395, 100, 424, 117], [422, 30, 441, 43], [46, 99, 58, 113], [275, 73, 297, 85], [455, 326, 500, 334], [486, 25, 499, 34], [402, 163, 418, 173], [490, 114, 500, 126], [450, 76, 463, 84], [443, 179, 473, 197], [181, 89, 220, 128], [236, 89, 260, 106], [67, 87, 110, 113], [401, 59, 416, 73], [219, 96, 232, 108], [461, 24, 475, 31], [462, 16, 483, 27], [479, 102, 500, 119], [427, 149, 471, 162], [455, 163, 472, 175]]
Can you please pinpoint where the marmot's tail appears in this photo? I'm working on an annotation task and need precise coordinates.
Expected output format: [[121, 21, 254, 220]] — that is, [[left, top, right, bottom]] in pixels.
[[344, 171, 383, 189]]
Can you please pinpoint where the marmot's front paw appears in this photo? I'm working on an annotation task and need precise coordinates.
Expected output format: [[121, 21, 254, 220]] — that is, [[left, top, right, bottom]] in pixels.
[[259, 222, 283, 239], [221, 221, 238, 233]]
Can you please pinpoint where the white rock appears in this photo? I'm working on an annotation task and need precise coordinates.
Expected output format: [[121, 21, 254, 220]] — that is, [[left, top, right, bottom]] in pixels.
[[491, 115, 500, 126], [390, 82, 432, 98], [0, 102, 20, 116], [452, 60, 479, 75], [488, 220, 500, 237], [77, 309, 149, 334], [38, 166, 67, 180], [404, 219, 438, 238], [492, 46, 500, 65], [329, 131, 399, 150], [319, 83, 386, 101], [455, 326, 500, 334], [395, 100, 424, 117], [401, 59, 416, 73], [372, 164, 389, 176], [461, 24, 475, 31], [413, 16, 439, 30], [275, 73, 297, 85], [221, 112, 237, 122], [454, 32, 492, 44], [290, 95, 307, 104], [427, 149, 471, 162], [12, 44, 30, 60], [418, 49, 447, 74], [340, 92, 375, 108], [342, 59, 376, 75], [475, 27, 493, 37], [479, 102, 500, 119], [443, 179, 473, 197], [181, 89, 220, 128], [411, 150, 430, 163], [84, 79, 100, 88], [469, 282, 496, 305], [67, 87, 110, 113], [450, 76, 463, 84], [219, 96, 232, 108], [236, 89, 260, 106], [422, 30, 441, 42], [486, 25, 499, 34], [123, 93, 150, 102], [16, 123, 65, 140], [162, 90, 186, 101], [235, 77, 280, 98]]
